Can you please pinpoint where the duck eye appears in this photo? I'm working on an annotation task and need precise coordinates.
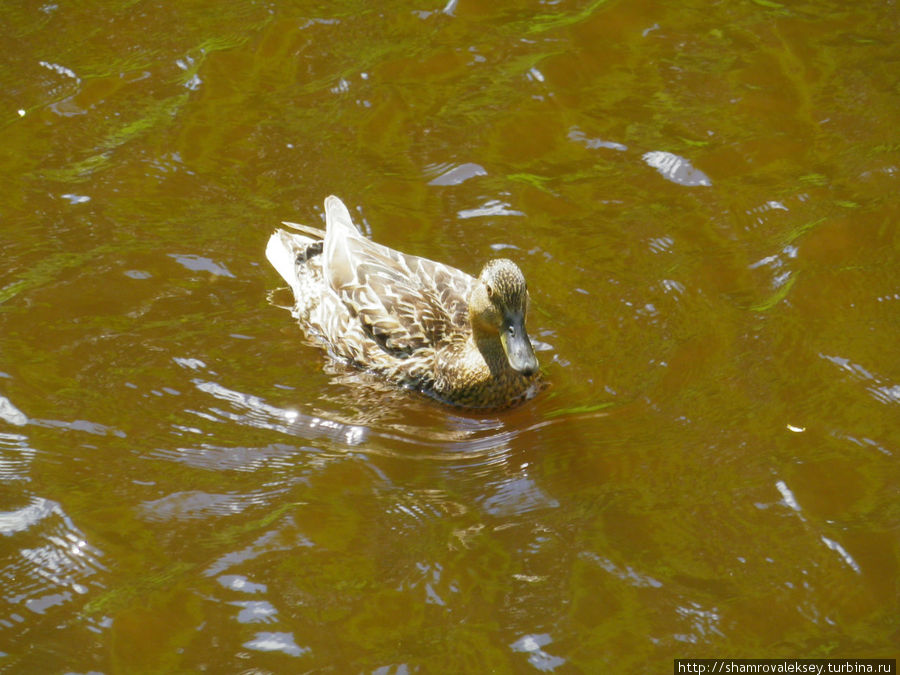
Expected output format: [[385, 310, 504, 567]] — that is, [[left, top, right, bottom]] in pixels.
[[507, 324, 515, 336], [486, 284, 494, 299]]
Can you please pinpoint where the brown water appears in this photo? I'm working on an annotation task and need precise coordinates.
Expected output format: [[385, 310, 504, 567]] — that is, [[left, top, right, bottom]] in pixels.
[[1, 0, 898, 672]]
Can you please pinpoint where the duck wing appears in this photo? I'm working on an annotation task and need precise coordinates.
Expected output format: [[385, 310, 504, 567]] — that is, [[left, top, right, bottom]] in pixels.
[[322, 196, 473, 358]]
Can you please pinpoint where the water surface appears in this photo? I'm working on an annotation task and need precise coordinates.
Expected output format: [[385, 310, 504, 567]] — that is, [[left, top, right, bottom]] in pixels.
[[1, 0, 898, 672]]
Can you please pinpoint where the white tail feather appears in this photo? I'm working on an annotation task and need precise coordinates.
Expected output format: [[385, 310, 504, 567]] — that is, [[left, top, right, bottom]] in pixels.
[[265, 232, 302, 298], [323, 195, 360, 289]]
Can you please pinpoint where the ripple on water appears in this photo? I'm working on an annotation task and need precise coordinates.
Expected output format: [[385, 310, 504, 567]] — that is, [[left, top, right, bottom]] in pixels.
[[191, 376, 369, 446], [0, 394, 28, 427], [479, 474, 560, 517], [151, 441, 313, 473], [642, 150, 712, 187], [820, 352, 900, 407], [138, 488, 289, 522], [0, 432, 34, 482], [168, 352, 552, 459], [1, 496, 105, 625], [510, 633, 567, 672], [243, 631, 310, 658], [425, 161, 487, 186]]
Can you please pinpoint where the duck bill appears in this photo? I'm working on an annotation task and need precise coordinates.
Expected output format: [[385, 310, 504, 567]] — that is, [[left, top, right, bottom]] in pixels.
[[501, 318, 539, 376]]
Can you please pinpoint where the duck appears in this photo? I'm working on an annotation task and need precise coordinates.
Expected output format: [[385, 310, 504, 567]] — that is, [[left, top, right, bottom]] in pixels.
[[265, 196, 542, 409]]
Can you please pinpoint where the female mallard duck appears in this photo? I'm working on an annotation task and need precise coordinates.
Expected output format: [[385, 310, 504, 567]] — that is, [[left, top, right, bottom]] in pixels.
[[265, 196, 541, 409]]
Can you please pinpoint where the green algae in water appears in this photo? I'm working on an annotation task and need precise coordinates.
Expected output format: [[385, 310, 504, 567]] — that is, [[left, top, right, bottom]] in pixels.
[[545, 402, 616, 419], [508, 172, 555, 193], [40, 93, 189, 183], [750, 274, 797, 312], [82, 502, 300, 617], [173, 33, 252, 87], [203, 501, 302, 546], [527, 0, 611, 34], [799, 173, 828, 187], [82, 561, 195, 616], [784, 217, 827, 245], [0, 246, 117, 307]]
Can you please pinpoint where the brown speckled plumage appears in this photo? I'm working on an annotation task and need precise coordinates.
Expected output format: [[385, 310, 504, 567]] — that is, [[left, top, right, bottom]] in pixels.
[[266, 196, 541, 409]]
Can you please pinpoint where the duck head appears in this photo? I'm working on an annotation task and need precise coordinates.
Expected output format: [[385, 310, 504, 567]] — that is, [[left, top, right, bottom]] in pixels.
[[469, 259, 539, 377]]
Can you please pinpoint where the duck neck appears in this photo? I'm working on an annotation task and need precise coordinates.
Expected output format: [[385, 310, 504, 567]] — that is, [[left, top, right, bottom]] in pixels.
[[470, 331, 512, 377]]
